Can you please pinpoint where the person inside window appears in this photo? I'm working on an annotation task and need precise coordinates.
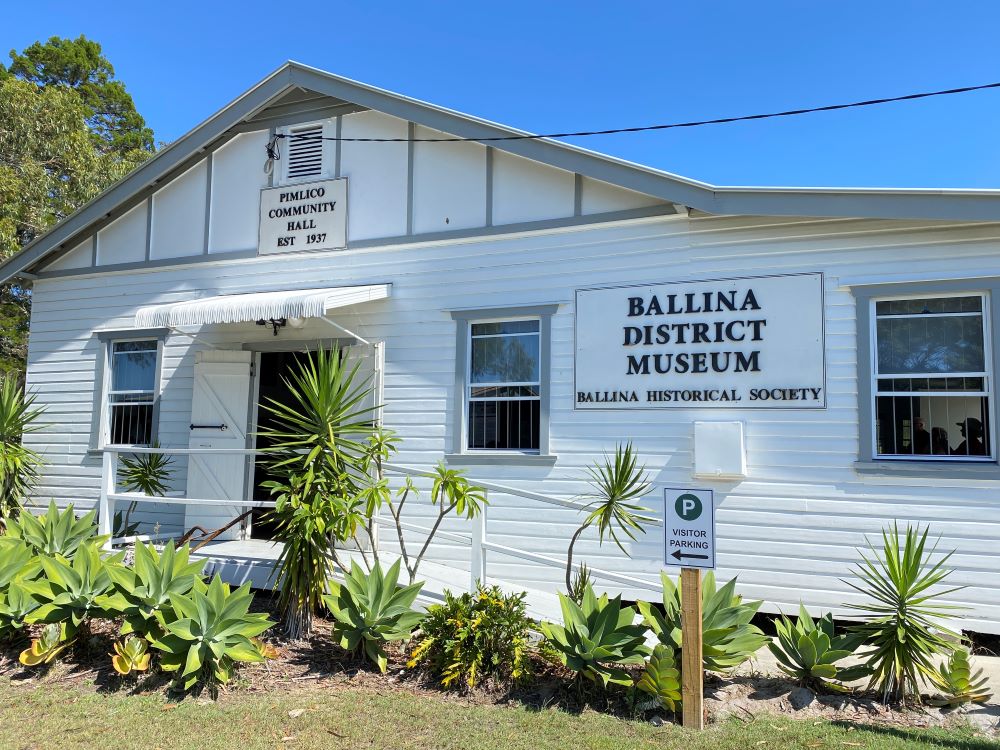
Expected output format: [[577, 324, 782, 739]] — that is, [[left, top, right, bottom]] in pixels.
[[953, 418, 986, 456], [912, 417, 931, 454], [931, 427, 951, 455]]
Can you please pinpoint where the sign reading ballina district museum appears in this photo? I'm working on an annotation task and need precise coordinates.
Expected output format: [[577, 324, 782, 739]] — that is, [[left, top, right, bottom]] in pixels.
[[575, 273, 825, 409], [258, 178, 347, 255]]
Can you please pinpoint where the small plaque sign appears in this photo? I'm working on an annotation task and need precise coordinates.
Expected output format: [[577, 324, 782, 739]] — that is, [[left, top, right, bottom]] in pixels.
[[258, 178, 347, 255]]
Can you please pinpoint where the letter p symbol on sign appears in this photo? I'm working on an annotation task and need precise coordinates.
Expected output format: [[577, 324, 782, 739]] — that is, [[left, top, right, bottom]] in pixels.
[[675, 493, 703, 522]]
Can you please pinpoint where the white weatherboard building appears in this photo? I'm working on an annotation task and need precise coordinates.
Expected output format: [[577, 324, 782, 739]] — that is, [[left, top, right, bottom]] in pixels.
[[5, 62, 1000, 633]]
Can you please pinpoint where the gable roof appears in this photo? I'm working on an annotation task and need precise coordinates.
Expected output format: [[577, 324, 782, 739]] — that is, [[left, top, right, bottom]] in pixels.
[[6, 61, 1000, 282]]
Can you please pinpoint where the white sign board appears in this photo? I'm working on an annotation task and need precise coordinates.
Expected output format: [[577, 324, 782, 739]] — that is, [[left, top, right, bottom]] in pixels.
[[664, 487, 715, 569], [258, 178, 347, 255], [575, 273, 825, 409]]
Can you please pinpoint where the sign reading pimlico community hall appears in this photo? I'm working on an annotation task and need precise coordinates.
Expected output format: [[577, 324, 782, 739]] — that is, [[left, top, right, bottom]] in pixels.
[[574, 272, 826, 409], [258, 178, 347, 255]]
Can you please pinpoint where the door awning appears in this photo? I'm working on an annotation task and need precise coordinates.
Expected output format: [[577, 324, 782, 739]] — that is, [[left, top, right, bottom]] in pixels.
[[134, 283, 391, 328]]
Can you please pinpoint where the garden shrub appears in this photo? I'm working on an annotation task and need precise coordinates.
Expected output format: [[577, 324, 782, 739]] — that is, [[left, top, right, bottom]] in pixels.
[[5, 501, 106, 558], [768, 604, 869, 691], [929, 645, 993, 707], [408, 582, 533, 689]]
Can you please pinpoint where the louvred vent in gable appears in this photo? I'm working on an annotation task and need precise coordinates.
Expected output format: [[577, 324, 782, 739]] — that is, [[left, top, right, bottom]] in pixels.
[[285, 125, 324, 179]]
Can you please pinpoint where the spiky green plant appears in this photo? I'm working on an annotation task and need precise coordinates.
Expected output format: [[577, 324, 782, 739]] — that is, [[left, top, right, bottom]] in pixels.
[[257, 345, 378, 639], [635, 644, 682, 713], [116, 444, 174, 537], [539, 585, 651, 688], [0, 583, 39, 639], [0, 537, 34, 588], [99, 540, 206, 639], [322, 558, 423, 673], [638, 571, 767, 673], [565, 443, 654, 591], [929, 646, 993, 707], [151, 576, 273, 691], [0, 378, 44, 519], [768, 604, 869, 690], [844, 523, 965, 704], [5, 500, 106, 558], [19, 622, 69, 666]]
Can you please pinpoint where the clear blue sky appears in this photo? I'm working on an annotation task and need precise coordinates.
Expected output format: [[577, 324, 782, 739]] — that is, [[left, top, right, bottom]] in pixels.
[[7, 1, 1000, 188]]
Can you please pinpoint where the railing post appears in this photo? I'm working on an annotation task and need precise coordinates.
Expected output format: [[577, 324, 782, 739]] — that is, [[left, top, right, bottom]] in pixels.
[[470, 491, 487, 592], [98, 450, 118, 549]]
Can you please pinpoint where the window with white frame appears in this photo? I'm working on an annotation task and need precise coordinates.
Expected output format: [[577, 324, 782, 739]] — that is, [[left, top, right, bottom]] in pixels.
[[467, 319, 541, 451], [106, 340, 160, 446], [872, 294, 992, 460]]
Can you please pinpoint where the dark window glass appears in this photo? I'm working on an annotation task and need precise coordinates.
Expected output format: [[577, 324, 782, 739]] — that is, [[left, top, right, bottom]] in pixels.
[[108, 340, 157, 446]]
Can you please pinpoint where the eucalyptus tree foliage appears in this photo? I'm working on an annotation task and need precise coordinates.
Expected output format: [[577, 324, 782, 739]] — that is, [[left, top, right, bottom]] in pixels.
[[565, 442, 655, 591]]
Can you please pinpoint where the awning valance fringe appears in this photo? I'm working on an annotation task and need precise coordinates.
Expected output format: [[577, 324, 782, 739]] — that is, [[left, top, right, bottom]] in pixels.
[[134, 284, 391, 328]]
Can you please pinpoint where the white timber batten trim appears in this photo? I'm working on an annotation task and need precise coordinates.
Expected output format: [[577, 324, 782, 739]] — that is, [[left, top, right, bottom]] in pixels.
[[133, 283, 391, 328]]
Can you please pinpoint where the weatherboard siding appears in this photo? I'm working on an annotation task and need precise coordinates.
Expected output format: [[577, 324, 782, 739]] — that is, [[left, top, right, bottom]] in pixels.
[[23, 212, 1000, 634]]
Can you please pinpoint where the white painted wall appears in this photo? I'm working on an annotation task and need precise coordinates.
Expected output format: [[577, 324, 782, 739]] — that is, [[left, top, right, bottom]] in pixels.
[[96, 203, 146, 266], [492, 151, 575, 225], [150, 161, 207, 259], [340, 111, 409, 241], [412, 125, 487, 233], [45, 237, 92, 272], [23, 213, 1000, 634], [580, 176, 664, 215], [209, 131, 270, 254]]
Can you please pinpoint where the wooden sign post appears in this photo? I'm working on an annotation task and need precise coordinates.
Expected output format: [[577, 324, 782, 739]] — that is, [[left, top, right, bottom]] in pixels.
[[680, 567, 704, 730], [664, 488, 715, 731]]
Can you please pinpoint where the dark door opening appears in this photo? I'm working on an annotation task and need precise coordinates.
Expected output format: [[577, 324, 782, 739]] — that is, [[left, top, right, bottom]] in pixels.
[[250, 350, 317, 540]]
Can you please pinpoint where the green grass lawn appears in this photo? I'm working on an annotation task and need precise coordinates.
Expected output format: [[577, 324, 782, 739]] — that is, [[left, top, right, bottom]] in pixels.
[[0, 682, 994, 750]]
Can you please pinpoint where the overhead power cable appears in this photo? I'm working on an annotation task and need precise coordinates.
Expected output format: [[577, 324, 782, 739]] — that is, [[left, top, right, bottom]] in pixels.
[[269, 81, 1000, 144]]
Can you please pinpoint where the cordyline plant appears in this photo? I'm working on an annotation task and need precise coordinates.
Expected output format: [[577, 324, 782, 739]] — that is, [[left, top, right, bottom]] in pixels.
[[0, 377, 44, 520], [116, 444, 173, 538], [565, 442, 654, 592], [844, 523, 965, 705]]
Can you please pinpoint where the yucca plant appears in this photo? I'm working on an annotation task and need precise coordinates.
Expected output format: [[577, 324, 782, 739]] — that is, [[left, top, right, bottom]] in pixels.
[[565, 443, 654, 591], [5, 500, 106, 558], [257, 346, 378, 639], [638, 571, 767, 673], [19, 622, 69, 666], [539, 585, 651, 688], [151, 576, 273, 691], [768, 605, 869, 690], [23, 542, 123, 637], [111, 636, 152, 676], [0, 377, 44, 520], [99, 540, 206, 639], [844, 523, 965, 704], [635, 644, 682, 713], [116, 445, 174, 537], [929, 646, 993, 707], [323, 558, 424, 673]]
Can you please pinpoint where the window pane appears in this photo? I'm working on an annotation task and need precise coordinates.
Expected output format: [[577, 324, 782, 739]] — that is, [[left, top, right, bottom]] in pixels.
[[468, 399, 539, 451], [111, 342, 158, 392], [876, 315, 985, 374], [876, 296, 982, 315], [471, 320, 539, 336], [471, 333, 539, 384], [875, 395, 990, 458], [109, 403, 154, 446], [471, 385, 539, 399]]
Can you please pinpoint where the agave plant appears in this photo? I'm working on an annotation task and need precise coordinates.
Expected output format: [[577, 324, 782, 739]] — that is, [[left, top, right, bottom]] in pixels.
[[844, 523, 965, 704], [23, 542, 123, 636], [0, 377, 44, 519], [116, 445, 174, 537], [635, 644, 682, 713], [0, 583, 40, 639], [539, 585, 651, 687], [565, 443, 654, 591], [6, 501, 106, 558], [99, 540, 206, 639], [638, 571, 767, 673], [111, 636, 152, 676], [151, 576, 273, 691], [929, 646, 993, 707], [0, 537, 35, 588], [322, 558, 424, 673], [768, 605, 869, 690], [19, 622, 69, 666]]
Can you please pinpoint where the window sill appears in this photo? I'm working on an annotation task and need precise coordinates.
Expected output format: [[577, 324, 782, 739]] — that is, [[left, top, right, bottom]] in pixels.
[[445, 453, 557, 468], [854, 460, 1000, 480]]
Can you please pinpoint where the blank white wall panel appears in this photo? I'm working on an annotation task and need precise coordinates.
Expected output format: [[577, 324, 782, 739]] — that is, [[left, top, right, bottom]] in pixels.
[[209, 131, 269, 253], [581, 176, 664, 215], [44, 237, 93, 272], [693, 421, 747, 479], [96, 203, 147, 266], [340, 112, 408, 241], [492, 151, 574, 225], [150, 161, 207, 259], [412, 125, 487, 233]]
